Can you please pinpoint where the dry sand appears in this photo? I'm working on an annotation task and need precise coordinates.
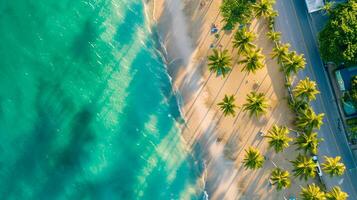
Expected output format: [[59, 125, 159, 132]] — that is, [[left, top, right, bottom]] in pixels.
[[148, 0, 317, 199]]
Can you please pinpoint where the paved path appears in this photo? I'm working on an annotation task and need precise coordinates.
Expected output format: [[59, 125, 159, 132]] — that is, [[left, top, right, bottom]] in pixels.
[[275, 0, 357, 198]]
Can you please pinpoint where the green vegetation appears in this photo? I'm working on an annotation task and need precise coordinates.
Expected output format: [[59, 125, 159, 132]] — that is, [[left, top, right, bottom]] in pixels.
[[218, 94, 237, 116], [220, 0, 256, 29], [242, 146, 265, 169], [318, 0, 357, 64], [295, 107, 324, 133], [265, 125, 292, 153], [348, 126, 357, 143], [233, 27, 256, 55], [295, 132, 320, 155], [343, 75, 357, 108], [346, 117, 357, 144], [281, 51, 306, 76], [239, 48, 265, 73], [326, 186, 348, 200], [270, 167, 291, 190], [243, 91, 269, 117], [322, 156, 346, 177], [271, 43, 290, 64], [266, 30, 281, 42], [291, 154, 317, 180], [267, 10, 278, 31], [289, 99, 309, 113], [208, 49, 232, 77], [346, 118, 357, 126], [300, 183, 326, 200], [293, 77, 320, 102], [252, 0, 275, 18], [322, 1, 334, 15]]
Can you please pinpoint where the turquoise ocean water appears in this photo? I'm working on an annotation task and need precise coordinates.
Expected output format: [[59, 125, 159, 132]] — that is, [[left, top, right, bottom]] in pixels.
[[0, 1, 205, 199]]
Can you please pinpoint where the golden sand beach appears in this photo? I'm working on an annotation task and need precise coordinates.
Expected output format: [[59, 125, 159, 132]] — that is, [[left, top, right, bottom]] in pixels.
[[149, 0, 317, 199]]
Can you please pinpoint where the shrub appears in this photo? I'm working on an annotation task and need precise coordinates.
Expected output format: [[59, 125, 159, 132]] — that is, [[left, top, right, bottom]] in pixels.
[[318, 0, 357, 64], [343, 76, 357, 108], [220, 0, 256, 29]]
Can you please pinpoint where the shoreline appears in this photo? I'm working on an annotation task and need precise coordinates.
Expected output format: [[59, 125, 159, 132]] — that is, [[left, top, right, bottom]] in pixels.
[[146, 0, 224, 198], [145, 1, 210, 198]]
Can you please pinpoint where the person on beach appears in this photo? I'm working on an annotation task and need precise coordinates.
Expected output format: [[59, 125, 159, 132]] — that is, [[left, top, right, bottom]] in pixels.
[[211, 23, 218, 34]]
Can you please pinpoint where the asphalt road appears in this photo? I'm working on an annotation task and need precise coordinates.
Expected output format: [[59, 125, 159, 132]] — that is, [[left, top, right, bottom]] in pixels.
[[275, 0, 357, 198]]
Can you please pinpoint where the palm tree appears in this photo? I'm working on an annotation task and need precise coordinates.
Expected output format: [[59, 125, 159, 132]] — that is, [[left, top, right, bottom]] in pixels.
[[239, 48, 265, 74], [293, 77, 320, 102], [322, 1, 334, 15], [295, 107, 324, 132], [300, 183, 326, 200], [267, 10, 278, 30], [242, 147, 264, 170], [289, 99, 309, 113], [243, 91, 269, 117], [322, 156, 346, 177], [265, 125, 292, 153], [295, 132, 320, 155], [291, 154, 317, 180], [270, 168, 291, 190], [266, 30, 281, 43], [326, 186, 348, 200], [218, 94, 237, 117], [281, 51, 306, 76], [208, 49, 232, 77], [233, 27, 256, 55], [253, 0, 275, 18], [272, 43, 290, 64]]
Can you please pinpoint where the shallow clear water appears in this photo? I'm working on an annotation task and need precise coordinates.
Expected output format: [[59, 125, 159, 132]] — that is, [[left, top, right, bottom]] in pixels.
[[0, 1, 203, 199]]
